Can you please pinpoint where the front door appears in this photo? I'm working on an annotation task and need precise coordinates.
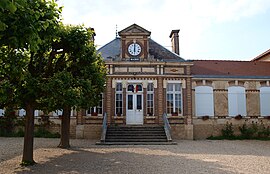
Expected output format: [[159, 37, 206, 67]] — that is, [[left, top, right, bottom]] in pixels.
[[126, 84, 143, 125]]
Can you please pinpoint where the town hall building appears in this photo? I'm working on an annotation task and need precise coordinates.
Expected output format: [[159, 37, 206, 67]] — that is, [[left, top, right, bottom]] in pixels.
[[1, 24, 270, 141], [75, 24, 270, 140]]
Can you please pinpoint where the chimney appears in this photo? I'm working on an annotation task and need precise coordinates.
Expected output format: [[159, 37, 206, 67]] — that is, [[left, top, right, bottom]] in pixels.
[[169, 29, 180, 55]]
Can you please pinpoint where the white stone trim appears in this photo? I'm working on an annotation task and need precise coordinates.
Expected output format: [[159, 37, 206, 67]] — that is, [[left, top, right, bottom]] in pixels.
[[164, 79, 186, 89], [112, 79, 157, 88]]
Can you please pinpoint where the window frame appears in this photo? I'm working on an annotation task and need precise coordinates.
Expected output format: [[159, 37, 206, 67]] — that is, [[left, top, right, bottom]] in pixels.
[[115, 83, 123, 116], [228, 86, 247, 117], [166, 83, 182, 116], [195, 86, 214, 117], [147, 83, 154, 116], [260, 87, 270, 116], [86, 93, 103, 116]]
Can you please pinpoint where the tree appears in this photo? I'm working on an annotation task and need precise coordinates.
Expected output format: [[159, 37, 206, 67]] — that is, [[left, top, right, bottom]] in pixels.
[[42, 25, 106, 148], [0, 0, 61, 165]]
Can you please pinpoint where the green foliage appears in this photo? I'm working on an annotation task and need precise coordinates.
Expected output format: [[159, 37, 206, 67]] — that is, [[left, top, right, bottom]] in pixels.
[[20, 160, 36, 166], [0, 0, 62, 50], [221, 122, 235, 138], [258, 126, 270, 138], [34, 127, 60, 138], [239, 122, 258, 139], [42, 25, 106, 112], [208, 121, 270, 140]]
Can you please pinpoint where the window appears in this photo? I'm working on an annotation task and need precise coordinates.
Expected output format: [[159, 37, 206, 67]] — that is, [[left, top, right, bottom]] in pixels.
[[0, 109, 4, 116], [115, 83, 123, 115], [195, 86, 214, 116], [34, 110, 39, 117], [228, 86, 246, 116], [147, 83, 154, 116], [260, 87, 270, 116], [86, 94, 103, 116], [53, 110, 63, 116], [127, 84, 142, 93], [19, 109, 26, 116], [166, 83, 182, 115]]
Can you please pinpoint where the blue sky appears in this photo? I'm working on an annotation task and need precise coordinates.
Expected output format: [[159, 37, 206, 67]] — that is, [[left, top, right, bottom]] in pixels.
[[57, 0, 270, 61]]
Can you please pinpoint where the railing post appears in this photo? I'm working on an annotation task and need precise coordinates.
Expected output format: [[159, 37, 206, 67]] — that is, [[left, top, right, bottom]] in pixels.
[[163, 113, 172, 142], [100, 112, 107, 142]]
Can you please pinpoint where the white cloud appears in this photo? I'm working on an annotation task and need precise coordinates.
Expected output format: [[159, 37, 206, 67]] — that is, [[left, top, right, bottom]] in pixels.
[[57, 0, 270, 59]]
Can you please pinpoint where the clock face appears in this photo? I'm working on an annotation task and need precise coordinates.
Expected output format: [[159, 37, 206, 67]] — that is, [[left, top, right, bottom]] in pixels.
[[128, 43, 142, 56]]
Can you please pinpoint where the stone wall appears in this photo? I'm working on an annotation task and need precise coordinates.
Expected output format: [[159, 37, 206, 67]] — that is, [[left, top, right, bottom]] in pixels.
[[34, 117, 77, 138], [193, 117, 270, 139], [76, 124, 102, 140]]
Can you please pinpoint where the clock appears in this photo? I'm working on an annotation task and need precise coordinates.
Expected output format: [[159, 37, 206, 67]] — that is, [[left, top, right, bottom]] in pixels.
[[128, 43, 142, 56]]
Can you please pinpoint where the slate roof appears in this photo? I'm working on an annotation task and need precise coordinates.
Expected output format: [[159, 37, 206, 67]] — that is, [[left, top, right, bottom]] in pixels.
[[148, 39, 185, 62], [192, 60, 270, 79], [97, 38, 121, 61], [97, 37, 185, 62]]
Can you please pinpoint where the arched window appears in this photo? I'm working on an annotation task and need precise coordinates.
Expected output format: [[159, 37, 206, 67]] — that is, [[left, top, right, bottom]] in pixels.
[[228, 86, 246, 116], [260, 87, 270, 116], [195, 86, 214, 116]]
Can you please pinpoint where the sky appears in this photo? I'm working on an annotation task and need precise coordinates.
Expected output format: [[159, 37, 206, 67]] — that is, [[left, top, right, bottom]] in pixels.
[[57, 0, 270, 61]]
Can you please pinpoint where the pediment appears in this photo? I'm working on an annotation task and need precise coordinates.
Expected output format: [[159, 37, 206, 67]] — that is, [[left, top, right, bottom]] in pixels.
[[118, 24, 151, 36]]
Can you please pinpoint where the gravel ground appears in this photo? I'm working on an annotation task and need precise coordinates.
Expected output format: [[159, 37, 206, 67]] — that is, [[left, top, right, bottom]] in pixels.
[[0, 137, 270, 174]]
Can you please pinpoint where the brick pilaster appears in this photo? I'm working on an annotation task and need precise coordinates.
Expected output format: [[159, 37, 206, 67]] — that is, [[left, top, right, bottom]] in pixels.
[[186, 66, 193, 125], [106, 77, 112, 124], [157, 77, 164, 124]]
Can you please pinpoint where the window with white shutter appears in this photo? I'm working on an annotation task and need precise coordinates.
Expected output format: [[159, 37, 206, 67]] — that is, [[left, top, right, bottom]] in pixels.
[[228, 86, 246, 116], [260, 87, 270, 116], [195, 86, 214, 116]]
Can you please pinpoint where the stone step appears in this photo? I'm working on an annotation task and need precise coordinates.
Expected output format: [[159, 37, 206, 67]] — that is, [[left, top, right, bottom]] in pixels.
[[99, 125, 176, 145], [106, 131, 165, 134], [106, 133, 166, 136], [96, 142, 178, 145], [106, 135, 167, 139], [107, 127, 164, 131], [105, 138, 167, 142]]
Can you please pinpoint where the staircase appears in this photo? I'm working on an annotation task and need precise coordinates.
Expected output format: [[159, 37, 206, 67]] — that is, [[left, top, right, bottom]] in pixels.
[[97, 125, 177, 145]]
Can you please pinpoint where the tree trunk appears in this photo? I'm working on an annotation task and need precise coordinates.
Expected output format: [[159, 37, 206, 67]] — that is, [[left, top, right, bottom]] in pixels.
[[22, 103, 35, 165], [58, 106, 71, 148]]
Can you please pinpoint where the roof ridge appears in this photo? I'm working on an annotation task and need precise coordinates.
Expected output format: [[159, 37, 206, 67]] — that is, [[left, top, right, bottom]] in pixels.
[[252, 48, 270, 61], [190, 59, 250, 62], [149, 38, 185, 60]]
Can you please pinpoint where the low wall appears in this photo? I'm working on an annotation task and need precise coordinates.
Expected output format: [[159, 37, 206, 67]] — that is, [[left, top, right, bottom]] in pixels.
[[193, 117, 270, 139], [34, 117, 77, 138], [76, 125, 102, 140]]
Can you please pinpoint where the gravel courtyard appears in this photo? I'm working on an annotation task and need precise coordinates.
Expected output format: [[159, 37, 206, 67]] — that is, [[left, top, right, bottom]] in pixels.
[[0, 137, 270, 174]]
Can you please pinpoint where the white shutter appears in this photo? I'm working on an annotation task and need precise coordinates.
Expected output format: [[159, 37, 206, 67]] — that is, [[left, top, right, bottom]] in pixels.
[[19, 109, 26, 116], [0, 109, 4, 116], [260, 87, 270, 116], [228, 86, 246, 116], [34, 110, 39, 117], [195, 86, 214, 116]]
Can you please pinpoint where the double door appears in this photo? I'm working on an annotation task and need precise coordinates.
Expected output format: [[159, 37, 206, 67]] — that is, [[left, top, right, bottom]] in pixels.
[[126, 93, 143, 125]]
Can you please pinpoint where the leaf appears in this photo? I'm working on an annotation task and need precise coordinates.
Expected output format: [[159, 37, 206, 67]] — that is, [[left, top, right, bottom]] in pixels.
[[6, 2, 17, 13], [0, 21, 7, 31]]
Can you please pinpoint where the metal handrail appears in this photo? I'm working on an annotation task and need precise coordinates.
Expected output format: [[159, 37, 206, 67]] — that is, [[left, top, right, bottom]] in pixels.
[[163, 113, 172, 142], [100, 112, 107, 142]]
